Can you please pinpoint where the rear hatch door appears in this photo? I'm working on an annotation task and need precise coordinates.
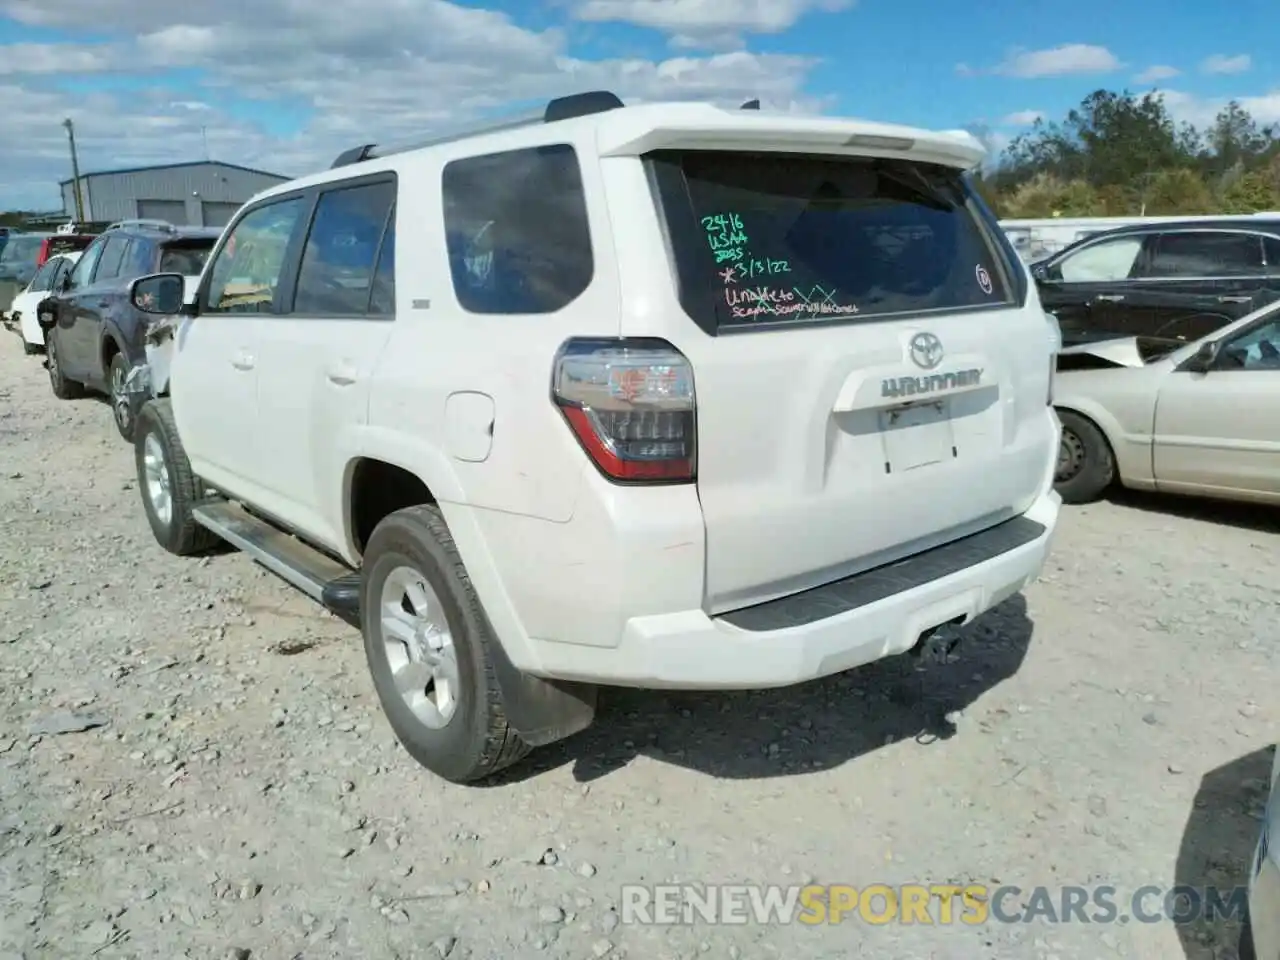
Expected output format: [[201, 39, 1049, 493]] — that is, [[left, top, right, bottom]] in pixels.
[[639, 144, 1050, 614]]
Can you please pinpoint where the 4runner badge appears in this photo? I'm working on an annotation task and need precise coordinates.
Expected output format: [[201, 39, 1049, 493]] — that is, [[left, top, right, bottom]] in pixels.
[[881, 368, 983, 399]]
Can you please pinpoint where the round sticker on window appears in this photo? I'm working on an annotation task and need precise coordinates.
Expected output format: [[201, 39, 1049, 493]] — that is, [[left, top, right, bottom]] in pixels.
[[975, 264, 993, 295]]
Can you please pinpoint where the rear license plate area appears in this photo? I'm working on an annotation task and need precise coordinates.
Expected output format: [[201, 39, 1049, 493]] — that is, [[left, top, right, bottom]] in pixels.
[[879, 400, 955, 472]]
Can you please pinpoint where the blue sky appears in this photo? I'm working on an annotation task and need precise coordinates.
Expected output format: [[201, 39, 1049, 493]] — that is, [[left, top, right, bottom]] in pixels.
[[1, 0, 1277, 210]]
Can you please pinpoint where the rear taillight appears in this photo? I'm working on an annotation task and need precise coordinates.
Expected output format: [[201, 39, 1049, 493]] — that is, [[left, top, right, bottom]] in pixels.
[[552, 337, 696, 483], [1045, 310, 1061, 405]]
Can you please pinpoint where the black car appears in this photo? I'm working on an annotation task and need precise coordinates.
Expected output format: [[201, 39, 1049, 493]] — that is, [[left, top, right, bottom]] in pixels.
[[38, 220, 220, 441], [1031, 217, 1280, 346]]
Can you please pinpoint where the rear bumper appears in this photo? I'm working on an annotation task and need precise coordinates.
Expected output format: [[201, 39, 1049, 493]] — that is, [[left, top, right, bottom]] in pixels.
[[528, 488, 1059, 689]]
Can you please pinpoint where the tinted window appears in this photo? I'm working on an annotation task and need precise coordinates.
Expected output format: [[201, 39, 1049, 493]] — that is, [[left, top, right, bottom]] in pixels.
[[1219, 313, 1280, 370], [159, 240, 213, 276], [93, 237, 129, 282], [122, 238, 155, 278], [1146, 232, 1265, 278], [67, 238, 105, 289], [26, 258, 60, 292], [204, 198, 305, 313], [649, 151, 1014, 331], [293, 180, 395, 315], [1264, 236, 1280, 270], [442, 144, 592, 314], [369, 207, 395, 315], [0, 235, 44, 284], [1054, 235, 1144, 282]]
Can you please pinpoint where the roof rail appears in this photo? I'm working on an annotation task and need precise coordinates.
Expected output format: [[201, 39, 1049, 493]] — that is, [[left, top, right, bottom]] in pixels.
[[330, 90, 625, 169], [105, 218, 176, 233]]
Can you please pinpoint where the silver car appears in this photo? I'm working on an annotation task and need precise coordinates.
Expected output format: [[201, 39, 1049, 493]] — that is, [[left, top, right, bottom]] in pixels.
[[1051, 300, 1280, 505], [1248, 746, 1279, 960]]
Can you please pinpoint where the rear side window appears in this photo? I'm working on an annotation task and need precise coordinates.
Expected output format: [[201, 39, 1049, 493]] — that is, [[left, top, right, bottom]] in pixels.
[[93, 236, 129, 282], [442, 144, 593, 314], [648, 151, 1016, 332], [1146, 231, 1265, 278], [293, 179, 396, 316]]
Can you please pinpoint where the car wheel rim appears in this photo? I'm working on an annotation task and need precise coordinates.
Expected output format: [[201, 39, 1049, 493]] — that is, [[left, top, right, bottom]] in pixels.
[[1056, 428, 1086, 482], [111, 363, 130, 430], [142, 432, 173, 527], [379, 565, 460, 729], [47, 340, 59, 383]]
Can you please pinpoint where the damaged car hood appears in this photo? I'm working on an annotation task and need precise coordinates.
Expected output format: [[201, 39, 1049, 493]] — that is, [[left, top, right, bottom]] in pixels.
[[1057, 335, 1187, 371]]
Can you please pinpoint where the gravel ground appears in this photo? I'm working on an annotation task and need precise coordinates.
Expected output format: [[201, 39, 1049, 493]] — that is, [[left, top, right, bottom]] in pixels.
[[0, 331, 1276, 960]]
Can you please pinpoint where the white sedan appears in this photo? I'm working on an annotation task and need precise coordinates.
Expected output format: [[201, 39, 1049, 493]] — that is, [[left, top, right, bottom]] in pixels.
[[1051, 299, 1280, 505], [4, 251, 81, 355]]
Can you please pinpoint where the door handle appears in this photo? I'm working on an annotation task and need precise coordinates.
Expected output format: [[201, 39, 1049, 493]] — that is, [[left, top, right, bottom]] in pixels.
[[327, 364, 357, 387], [231, 351, 254, 371], [1217, 295, 1252, 304], [1092, 294, 1125, 303], [97, 300, 110, 308]]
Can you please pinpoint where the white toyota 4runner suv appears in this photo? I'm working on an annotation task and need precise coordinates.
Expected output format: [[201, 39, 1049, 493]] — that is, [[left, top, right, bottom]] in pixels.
[[124, 91, 1062, 784]]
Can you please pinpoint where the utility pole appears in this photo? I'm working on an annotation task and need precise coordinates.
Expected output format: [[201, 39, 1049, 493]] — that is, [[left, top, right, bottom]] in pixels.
[[62, 118, 85, 222]]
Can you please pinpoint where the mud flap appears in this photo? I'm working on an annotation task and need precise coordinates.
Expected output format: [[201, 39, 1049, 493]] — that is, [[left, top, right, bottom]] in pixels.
[[487, 637, 597, 748]]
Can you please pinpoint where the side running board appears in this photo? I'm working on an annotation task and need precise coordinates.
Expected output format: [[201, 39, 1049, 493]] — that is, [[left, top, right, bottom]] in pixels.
[[192, 501, 362, 622]]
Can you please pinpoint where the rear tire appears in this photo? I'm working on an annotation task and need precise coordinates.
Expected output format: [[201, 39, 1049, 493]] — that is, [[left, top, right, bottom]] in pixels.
[[108, 351, 138, 442], [360, 505, 530, 784], [1054, 409, 1116, 504], [134, 398, 218, 556], [46, 332, 85, 400]]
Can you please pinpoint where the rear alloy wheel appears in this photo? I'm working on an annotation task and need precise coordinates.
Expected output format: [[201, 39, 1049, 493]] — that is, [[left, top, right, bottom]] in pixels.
[[1054, 409, 1116, 504], [108, 352, 137, 442], [46, 332, 85, 400], [360, 505, 530, 784]]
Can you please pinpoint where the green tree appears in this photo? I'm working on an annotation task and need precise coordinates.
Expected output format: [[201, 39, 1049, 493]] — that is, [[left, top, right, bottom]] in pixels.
[[1221, 170, 1280, 213], [996, 90, 1198, 190], [1000, 174, 1103, 218], [1140, 168, 1214, 214]]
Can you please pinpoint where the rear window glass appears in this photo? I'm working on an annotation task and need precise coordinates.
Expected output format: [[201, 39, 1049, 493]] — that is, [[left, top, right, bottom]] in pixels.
[[649, 151, 1016, 331], [45, 235, 94, 258], [160, 240, 214, 276]]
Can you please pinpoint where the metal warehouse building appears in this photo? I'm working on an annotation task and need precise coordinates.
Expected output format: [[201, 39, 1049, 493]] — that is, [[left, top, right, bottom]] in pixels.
[[59, 161, 291, 228]]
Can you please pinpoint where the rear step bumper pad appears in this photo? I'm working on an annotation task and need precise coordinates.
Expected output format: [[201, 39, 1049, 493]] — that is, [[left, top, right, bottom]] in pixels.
[[523, 492, 1060, 690], [721, 515, 1045, 633]]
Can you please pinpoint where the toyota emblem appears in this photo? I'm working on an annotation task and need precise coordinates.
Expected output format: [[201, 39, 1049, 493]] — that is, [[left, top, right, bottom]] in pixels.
[[908, 332, 944, 370]]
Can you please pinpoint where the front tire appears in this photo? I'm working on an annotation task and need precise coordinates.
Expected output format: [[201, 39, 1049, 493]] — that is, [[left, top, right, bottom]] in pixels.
[[134, 399, 218, 556], [46, 332, 85, 400], [108, 352, 138, 442], [1054, 409, 1116, 503], [360, 505, 530, 784]]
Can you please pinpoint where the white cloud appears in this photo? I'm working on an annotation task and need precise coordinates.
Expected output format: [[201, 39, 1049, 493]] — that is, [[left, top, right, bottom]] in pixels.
[[1156, 87, 1280, 128], [1001, 110, 1043, 126], [0, 0, 828, 209], [1134, 64, 1180, 84], [572, 0, 853, 48], [1200, 53, 1251, 75], [994, 44, 1122, 78]]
